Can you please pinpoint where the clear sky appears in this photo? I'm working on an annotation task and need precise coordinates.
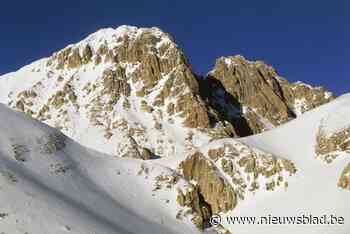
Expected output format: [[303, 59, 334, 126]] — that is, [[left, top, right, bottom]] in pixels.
[[0, 0, 348, 95]]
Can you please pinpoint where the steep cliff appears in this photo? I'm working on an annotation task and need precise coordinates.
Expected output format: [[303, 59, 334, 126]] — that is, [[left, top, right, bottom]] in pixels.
[[201, 55, 334, 136]]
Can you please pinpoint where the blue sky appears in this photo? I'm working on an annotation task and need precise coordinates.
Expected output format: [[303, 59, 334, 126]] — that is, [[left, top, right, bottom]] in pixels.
[[0, 0, 348, 94]]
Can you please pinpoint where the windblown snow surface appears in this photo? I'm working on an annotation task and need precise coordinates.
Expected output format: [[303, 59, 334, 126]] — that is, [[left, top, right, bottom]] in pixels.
[[0, 104, 203, 234], [222, 94, 350, 234]]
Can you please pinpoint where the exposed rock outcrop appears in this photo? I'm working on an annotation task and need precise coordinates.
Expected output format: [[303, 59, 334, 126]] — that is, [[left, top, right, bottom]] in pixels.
[[201, 55, 335, 136], [179, 152, 237, 214], [203, 141, 297, 200], [339, 162, 350, 190], [176, 185, 208, 230], [315, 126, 350, 163], [177, 140, 297, 230], [315, 123, 350, 189]]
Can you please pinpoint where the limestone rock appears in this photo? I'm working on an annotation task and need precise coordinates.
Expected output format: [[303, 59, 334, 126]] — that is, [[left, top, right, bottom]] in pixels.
[[140, 147, 153, 160], [176, 185, 211, 230], [82, 45, 93, 64], [202, 55, 335, 136], [180, 152, 237, 214], [67, 48, 82, 69], [339, 162, 350, 190], [102, 68, 130, 104], [315, 125, 350, 163], [314, 124, 350, 189], [203, 141, 297, 200]]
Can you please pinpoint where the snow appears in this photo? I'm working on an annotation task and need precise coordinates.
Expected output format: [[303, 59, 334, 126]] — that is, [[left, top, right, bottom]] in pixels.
[[224, 58, 237, 67], [293, 98, 307, 116], [325, 91, 333, 99], [293, 81, 314, 89], [58, 25, 172, 57], [224, 94, 350, 234], [69, 25, 174, 61], [0, 58, 49, 104], [0, 104, 200, 234]]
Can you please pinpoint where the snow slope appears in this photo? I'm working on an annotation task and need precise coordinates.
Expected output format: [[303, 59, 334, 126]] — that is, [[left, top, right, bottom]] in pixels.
[[0, 104, 201, 234], [224, 94, 350, 234]]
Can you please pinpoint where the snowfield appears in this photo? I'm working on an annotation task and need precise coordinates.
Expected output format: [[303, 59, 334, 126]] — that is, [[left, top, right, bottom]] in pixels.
[[226, 94, 350, 234], [0, 104, 202, 234]]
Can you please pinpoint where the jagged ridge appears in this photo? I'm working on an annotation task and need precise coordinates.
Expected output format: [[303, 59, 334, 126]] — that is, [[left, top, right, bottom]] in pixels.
[[200, 55, 334, 136]]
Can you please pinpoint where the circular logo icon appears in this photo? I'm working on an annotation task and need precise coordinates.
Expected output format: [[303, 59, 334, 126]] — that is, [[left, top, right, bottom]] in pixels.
[[210, 214, 222, 227]]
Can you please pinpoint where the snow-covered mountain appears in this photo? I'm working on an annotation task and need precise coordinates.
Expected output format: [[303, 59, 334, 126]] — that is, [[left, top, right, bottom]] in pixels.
[[0, 25, 348, 234], [0, 26, 236, 161]]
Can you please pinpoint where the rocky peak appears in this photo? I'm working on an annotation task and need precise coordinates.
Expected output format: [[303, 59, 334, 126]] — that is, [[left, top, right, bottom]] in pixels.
[[47, 26, 186, 74], [1, 25, 233, 159], [201, 55, 335, 136], [44, 25, 223, 131]]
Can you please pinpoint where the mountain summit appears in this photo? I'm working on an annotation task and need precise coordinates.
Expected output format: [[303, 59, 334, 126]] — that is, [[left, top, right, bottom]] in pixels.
[[0, 25, 233, 159], [201, 55, 334, 135]]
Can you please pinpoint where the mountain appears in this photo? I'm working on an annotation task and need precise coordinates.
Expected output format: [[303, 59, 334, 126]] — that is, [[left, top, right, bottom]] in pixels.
[[200, 55, 334, 136], [0, 25, 348, 234], [0, 26, 235, 160]]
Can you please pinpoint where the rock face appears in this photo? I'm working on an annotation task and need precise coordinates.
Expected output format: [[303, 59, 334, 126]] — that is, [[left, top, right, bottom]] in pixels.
[[201, 55, 335, 136], [176, 185, 207, 230], [316, 126, 350, 163], [180, 152, 237, 214], [207, 140, 297, 197], [339, 162, 350, 190], [315, 123, 350, 189], [176, 139, 297, 230]]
